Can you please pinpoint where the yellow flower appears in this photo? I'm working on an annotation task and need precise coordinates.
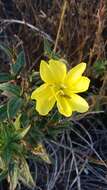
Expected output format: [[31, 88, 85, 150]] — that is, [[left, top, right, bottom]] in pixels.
[[31, 59, 90, 117]]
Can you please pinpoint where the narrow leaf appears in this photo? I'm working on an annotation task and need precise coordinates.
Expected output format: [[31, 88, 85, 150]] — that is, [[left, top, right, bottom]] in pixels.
[[0, 104, 8, 121], [0, 157, 4, 169], [9, 162, 19, 190], [7, 97, 23, 119], [0, 44, 12, 58], [44, 39, 52, 56], [14, 114, 21, 130], [19, 158, 35, 188], [0, 82, 21, 96], [32, 143, 51, 164], [0, 170, 8, 182], [16, 125, 31, 140], [0, 73, 13, 82], [11, 51, 25, 75]]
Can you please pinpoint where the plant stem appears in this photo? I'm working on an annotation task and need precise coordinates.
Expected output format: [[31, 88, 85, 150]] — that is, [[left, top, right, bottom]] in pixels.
[[53, 0, 67, 53]]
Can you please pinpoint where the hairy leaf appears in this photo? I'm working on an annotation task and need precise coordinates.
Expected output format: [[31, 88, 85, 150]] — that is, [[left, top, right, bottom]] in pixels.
[[9, 162, 19, 190], [19, 158, 35, 188], [0, 82, 21, 96], [0, 104, 8, 121], [0, 170, 8, 182], [0, 44, 12, 59], [0, 73, 13, 82], [15, 125, 31, 140], [11, 51, 25, 75], [7, 97, 23, 119]]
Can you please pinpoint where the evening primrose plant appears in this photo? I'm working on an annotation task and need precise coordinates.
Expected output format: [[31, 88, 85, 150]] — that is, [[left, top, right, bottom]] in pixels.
[[0, 43, 90, 189]]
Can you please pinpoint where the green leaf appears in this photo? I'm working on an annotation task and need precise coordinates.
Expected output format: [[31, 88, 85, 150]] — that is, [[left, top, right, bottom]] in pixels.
[[0, 157, 4, 169], [11, 51, 25, 75], [0, 170, 8, 182], [7, 97, 23, 119], [51, 51, 60, 59], [44, 39, 60, 59], [14, 114, 21, 130], [44, 39, 52, 56], [19, 158, 35, 188], [0, 104, 8, 121], [2, 147, 12, 165], [20, 113, 30, 128], [0, 82, 21, 96], [0, 44, 12, 59], [9, 162, 19, 190], [0, 73, 13, 82], [93, 59, 107, 77], [15, 125, 31, 140], [0, 123, 8, 144], [10, 142, 24, 156]]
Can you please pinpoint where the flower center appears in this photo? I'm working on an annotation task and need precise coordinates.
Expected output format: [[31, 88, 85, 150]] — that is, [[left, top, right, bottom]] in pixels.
[[52, 83, 71, 99]]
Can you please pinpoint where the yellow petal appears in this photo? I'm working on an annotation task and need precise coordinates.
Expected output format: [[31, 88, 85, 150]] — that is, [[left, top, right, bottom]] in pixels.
[[36, 96, 55, 115], [69, 76, 90, 93], [31, 84, 49, 100], [40, 59, 67, 84], [31, 84, 56, 115], [49, 59, 67, 83], [70, 94, 89, 113], [65, 62, 86, 84], [40, 60, 54, 83], [56, 95, 72, 117]]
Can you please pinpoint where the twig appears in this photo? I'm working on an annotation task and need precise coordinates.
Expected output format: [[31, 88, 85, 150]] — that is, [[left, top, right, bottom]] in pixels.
[[67, 131, 81, 190], [0, 19, 53, 43], [53, 0, 67, 53], [74, 110, 105, 121], [70, 122, 107, 169]]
